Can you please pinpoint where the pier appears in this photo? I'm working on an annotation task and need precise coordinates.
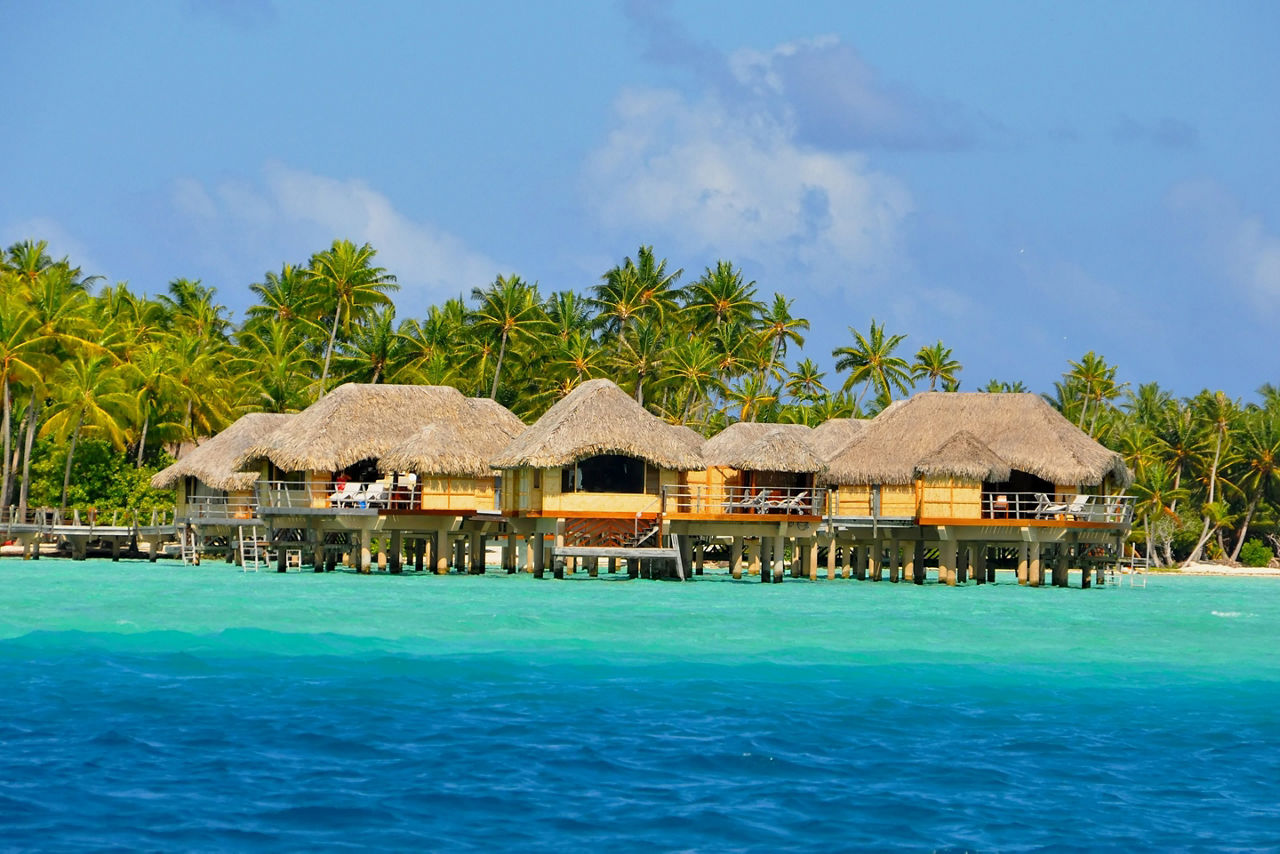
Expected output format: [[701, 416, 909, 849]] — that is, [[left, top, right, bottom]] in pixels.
[[1, 507, 180, 561]]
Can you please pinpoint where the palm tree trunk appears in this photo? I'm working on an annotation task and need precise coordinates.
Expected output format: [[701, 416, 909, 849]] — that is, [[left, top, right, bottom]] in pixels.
[[17, 392, 38, 515], [61, 411, 85, 509], [489, 332, 508, 400], [135, 410, 150, 468], [1230, 493, 1261, 561], [319, 304, 342, 399], [1143, 516, 1154, 563], [0, 376, 11, 508], [1184, 433, 1224, 564]]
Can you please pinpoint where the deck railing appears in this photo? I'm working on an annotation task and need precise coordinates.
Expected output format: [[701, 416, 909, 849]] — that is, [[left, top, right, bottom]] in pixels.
[[980, 492, 1134, 525], [183, 495, 258, 520], [661, 485, 826, 517], [255, 481, 319, 511]]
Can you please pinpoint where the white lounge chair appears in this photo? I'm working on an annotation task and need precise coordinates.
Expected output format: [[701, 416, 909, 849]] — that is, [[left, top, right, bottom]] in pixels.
[[1034, 492, 1070, 518], [1065, 494, 1091, 520], [329, 481, 363, 507], [360, 482, 388, 508]]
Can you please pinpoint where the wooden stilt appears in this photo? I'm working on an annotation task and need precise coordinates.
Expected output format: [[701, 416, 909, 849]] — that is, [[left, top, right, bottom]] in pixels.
[[913, 540, 926, 584], [957, 544, 970, 584], [607, 556, 617, 574], [1029, 541, 1042, 587], [588, 556, 599, 577], [749, 539, 761, 577], [806, 542, 818, 581], [436, 528, 451, 575], [842, 541, 853, 579], [868, 539, 882, 581], [772, 535, 786, 583], [533, 533, 546, 579], [887, 537, 900, 583], [759, 538, 771, 583], [940, 540, 958, 587], [826, 536, 837, 580], [695, 541, 705, 576], [731, 536, 743, 580], [855, 544, 867, 580], [389, 530, 403, 574], [974, 544, 987, 585], [1017, 541, 1030, 585], [358, 533, 372, 574]]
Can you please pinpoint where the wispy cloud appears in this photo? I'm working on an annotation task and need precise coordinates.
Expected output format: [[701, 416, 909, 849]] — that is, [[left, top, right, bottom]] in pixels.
[[623, 0, 981, 152], [171, 164, 502, 310], [583, 87, 913, 290], [1112, 115, 1198, 149], [1169, 180, 1280, 309]]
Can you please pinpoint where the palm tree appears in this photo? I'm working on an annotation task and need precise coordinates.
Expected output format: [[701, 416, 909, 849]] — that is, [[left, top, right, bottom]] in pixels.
[[307, 239, 399, 397], [833, 319, 911, 406], [40, 354, 135, 507], [912, 340, 961, 391], [662, 337, 723, 425], [629, 245, 683, 325], [159, 278, 231, 344], [247, 262, 320, 329], [470, 274, 546, 399], [1130, 461, 1187, 564], [233, 318, 318, 413], [0, 291, 55, 505], [544, 290, 594, 343], [683, 260, 761, 328], [120, 343, 185, 466], [1227, 408, 1280, 560], [785, 358, 827, 403], [725, 374, 778, 422], [759, 294, 808, 380], [610, 317, 665, 406], [1183, 390, 1239, 564], [1064, 351, 1123, 434], [982, 379, 1028, 393]]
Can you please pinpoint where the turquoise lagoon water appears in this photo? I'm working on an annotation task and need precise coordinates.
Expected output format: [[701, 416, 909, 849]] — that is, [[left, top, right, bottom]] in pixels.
[[1, 560, 1277, 851]]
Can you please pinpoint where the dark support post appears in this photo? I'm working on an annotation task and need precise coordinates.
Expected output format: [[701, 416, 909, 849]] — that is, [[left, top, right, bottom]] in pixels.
[[533, 534, 546, 579], [913, 540, 926, 584], [389, 531, 403, 574]]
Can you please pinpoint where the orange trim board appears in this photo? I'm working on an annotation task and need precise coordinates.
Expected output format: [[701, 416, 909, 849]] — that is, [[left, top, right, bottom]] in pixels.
[[916, 517, 1125, 529]]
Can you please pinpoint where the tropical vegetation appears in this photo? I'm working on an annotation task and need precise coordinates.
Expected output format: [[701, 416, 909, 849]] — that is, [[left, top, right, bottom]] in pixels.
[[1, 238, 1276, 566]]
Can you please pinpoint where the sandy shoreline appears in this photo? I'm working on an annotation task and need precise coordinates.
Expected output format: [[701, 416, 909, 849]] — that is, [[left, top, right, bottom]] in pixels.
[[1158, 561, 1280, 577]]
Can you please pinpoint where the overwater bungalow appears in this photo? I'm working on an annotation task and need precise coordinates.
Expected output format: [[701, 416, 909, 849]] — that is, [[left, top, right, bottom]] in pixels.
[[151, 413, 293, 561], [668, 422, 827, 582], [492, 378, 702, 578], [242, 383, 524, 573], [820, 392, 1134, 587]]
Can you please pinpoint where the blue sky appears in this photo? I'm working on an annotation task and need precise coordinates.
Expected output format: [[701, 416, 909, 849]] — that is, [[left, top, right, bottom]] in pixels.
[[4, 0, 1278, 399]]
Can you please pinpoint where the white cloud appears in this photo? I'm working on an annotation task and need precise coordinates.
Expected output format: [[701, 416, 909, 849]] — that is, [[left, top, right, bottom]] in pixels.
[[582, 87, 913, 289], [1169, 180, 1280, 309], [170, 164, 502, 309]]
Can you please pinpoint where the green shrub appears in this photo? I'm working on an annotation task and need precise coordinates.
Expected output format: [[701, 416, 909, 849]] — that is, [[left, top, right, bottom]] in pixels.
[[1240, 539, 1273, 568]]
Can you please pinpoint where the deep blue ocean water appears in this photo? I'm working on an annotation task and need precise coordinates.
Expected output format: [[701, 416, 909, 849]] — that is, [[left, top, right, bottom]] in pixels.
[[1, 560, 1277, 851]]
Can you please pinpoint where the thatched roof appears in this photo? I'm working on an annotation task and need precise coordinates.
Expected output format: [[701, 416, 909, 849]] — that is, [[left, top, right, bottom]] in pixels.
[[669, 423, 708, 457], [823, 392, 1132, 487], [491, 378, 703, 470], [808, 418, 869, 461], [151, 413, 292, 491], [378, 397, 526, 477], [914, 431, 1012, 482], [245, 384, 472, 472], [701, 422, 823, 473]]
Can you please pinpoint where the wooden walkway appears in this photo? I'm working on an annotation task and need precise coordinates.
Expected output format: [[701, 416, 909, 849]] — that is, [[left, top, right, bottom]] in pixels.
[[1, 508, 180, 560]]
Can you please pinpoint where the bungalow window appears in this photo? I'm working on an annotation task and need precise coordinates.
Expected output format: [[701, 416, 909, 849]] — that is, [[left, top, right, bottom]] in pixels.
[[560, 454, 649, 494]]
